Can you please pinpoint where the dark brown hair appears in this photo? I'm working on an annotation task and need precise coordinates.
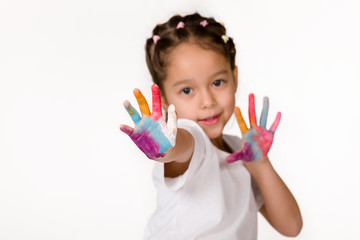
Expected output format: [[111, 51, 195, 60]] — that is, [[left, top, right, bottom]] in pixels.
[[145, 13, 236, 94]]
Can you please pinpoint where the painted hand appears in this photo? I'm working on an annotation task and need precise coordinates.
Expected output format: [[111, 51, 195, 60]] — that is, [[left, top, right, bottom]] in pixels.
[[226, 94, 281, 163], [120, 84, 177, 159]]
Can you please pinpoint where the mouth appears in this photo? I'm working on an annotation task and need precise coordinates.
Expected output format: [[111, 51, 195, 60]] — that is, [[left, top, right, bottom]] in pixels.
[[199, 113, 221, 126]]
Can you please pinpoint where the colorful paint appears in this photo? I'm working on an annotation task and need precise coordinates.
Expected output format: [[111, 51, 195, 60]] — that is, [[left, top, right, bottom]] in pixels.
[[226, 94, 281, 163], [120, 84, 177, 159], [226, 142, 254, 163], [120, 117, 170, 159]]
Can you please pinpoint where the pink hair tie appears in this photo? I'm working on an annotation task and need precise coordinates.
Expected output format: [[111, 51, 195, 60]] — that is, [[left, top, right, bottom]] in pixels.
[[176, 21, 185, 29], [152, 35, 160, 44], [200, 20, 208, 27]]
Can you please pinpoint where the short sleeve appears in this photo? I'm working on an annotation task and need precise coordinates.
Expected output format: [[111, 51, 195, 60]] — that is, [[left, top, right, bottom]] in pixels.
[[153, 119, 209, 191]]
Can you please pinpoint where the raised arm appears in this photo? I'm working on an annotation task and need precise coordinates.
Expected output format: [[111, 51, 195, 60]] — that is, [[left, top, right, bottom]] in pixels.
[[120, 84, 194, 177], [226, 94, 302, 237]]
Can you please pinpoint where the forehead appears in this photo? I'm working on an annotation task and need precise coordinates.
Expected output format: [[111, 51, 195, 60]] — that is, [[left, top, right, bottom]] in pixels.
[[165, 43, 231, 80]]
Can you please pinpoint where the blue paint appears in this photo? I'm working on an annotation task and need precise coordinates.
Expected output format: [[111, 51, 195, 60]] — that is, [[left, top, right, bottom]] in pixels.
[[139, 118, 172, 153], [259, 97, 269, 128], [243, 129, 263, 161]]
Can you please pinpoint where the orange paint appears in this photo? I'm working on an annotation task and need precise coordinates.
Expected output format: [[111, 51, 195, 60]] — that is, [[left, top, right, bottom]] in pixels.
[[133, 88, 151, 117]]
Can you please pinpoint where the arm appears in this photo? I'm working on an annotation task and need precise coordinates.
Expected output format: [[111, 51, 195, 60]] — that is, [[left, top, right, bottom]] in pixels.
[[246, 157, 302, 237], [162, 128, 194, 178], [226, 94, 302, 236]]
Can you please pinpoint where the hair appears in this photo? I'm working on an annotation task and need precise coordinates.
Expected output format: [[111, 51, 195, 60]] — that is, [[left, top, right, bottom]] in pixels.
[[145, 13, 236, 95]]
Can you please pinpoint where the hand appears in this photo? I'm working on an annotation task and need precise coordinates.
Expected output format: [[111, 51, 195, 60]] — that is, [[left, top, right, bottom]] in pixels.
[[120, 84, 177, 159], [226, 94, 281, 163]]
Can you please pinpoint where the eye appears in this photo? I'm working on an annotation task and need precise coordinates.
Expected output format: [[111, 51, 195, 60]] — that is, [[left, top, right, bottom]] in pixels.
[[213, 79, 224, 87], [181, 87, 193, 95]]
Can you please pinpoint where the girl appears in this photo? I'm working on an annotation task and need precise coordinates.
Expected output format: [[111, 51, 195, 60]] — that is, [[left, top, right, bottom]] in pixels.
[[120, 13, 302, 239]]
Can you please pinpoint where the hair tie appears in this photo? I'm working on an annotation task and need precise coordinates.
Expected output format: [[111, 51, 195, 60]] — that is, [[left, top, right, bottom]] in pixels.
[[176, 21, 185, 29], [221, 35, 229, 43], [153, 35, 160, 44], [200, 20, 208, 27]]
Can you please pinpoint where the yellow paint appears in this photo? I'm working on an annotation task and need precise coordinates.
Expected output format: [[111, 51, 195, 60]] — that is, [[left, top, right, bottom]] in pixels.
[[126, 105, 134, 113]]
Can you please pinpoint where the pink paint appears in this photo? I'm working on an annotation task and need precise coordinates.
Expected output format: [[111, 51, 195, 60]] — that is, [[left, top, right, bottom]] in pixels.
[[270, 112, 281, 133], [128, 129, 165, 159], [253, 127, 274, 156], [151, 84, 163, 121], [226, 94, 281, 163], [226, 142, 254, 163], [121, 84, 177, 159]]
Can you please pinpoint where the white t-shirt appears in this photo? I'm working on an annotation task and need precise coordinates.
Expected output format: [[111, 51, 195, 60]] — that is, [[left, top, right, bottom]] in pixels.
[[144, 119, 263, 240]]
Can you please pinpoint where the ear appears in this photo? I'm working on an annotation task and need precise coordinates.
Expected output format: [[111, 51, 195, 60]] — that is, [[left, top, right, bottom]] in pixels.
[[232, 66, 239, 92]]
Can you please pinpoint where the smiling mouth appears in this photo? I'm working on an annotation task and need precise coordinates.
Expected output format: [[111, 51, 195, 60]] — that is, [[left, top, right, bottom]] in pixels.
[[199, 114, 221, 126]]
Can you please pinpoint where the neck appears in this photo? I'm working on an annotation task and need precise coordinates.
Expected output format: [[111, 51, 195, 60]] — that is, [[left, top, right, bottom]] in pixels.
[[211, 135, 232, 153]]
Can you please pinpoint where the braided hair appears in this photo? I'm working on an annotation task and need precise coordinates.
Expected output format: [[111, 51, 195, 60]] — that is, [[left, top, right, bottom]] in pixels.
[[145, 13, 236, 94]]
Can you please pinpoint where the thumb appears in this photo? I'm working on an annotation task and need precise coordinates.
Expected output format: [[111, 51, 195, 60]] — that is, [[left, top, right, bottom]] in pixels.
[[166, 104, 177, 145], [226, 143, 255, 163], [120, 124, 133, 136], [226, 152, 244, 163]]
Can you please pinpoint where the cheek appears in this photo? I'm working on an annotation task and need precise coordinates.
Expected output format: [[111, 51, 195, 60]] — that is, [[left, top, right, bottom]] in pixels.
[[222, 93, 236, 110], [164, 93, 197, 120], [172, 103, 197, 120]]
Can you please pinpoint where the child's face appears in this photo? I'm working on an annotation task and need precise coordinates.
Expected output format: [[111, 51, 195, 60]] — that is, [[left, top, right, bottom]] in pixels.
[[161, 43, 238, 141]]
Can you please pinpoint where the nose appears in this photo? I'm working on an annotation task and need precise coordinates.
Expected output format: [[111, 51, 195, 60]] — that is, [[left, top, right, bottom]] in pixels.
[[199, 89, 216, 109]]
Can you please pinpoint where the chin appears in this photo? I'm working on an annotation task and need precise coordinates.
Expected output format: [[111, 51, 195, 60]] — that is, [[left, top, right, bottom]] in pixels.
[[203, 128, 223, 140], [196, 118, 226, 139]]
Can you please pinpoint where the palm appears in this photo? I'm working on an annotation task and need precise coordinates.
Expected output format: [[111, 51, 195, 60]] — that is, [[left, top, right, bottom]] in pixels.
[[120, 84, 177, 159], [226, 94, 281, 163]]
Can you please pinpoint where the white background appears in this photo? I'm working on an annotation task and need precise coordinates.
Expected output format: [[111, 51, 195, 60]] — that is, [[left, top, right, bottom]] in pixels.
[[1, 0, 359, 239]]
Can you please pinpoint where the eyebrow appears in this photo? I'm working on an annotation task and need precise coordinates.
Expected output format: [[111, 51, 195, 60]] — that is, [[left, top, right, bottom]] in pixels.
[[211, 69, 229, 77], [172, 79, 192, 88], [171, 69, 230, 88]]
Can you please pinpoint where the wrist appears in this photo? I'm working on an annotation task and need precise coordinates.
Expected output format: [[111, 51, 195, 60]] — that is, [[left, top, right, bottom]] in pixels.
[[244, 156, 272, 177]]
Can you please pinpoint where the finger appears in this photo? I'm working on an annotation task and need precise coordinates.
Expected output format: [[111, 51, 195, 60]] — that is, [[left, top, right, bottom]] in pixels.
[[133, 88, 151, 117], [166, 104, 177, 146], [151, 84, 163, 121], [249, 93, 257, 127], [166, 104, 177, 133], [269, 112, 281, 133], [120, 124, 133, 136], [235, 107, 249, 134], [226, 142, 254, 163], [259, 96, 269, 128], [123, 100, 141, 125]]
